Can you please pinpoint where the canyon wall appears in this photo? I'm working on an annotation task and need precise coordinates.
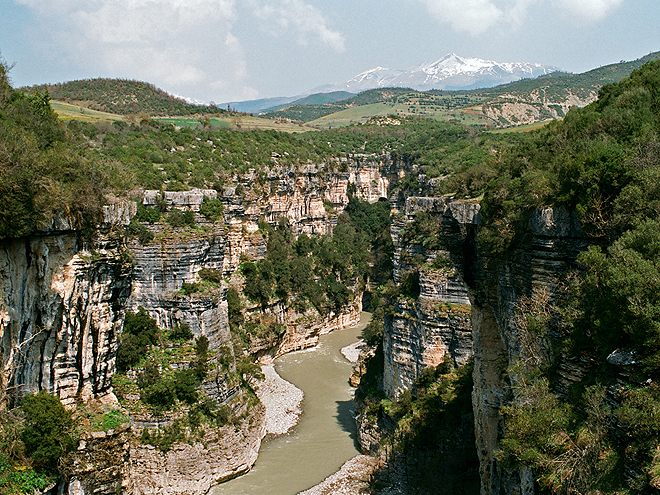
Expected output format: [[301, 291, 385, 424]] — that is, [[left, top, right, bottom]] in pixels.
[[467, 206, 587, 494], [383, 196, 477, 399], [1, 151, 585, 495], [0, 158, 391, 494], [381, 196, 588, 495], [0, 204, 135, 407]]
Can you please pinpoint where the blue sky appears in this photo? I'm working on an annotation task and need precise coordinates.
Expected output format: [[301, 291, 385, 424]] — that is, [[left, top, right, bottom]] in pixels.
[[1, 0, 659, 103]]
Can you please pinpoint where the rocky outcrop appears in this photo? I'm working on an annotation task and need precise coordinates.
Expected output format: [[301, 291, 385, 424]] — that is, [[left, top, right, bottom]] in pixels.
[[274, 294, 363, 358], [127, 222, 232, 349], [0, 231, 132, 407], [127, 405, 265, 495], [383, 197, 477, 399], [466, 206, 587, 495], [62, 422, 131, 495], [298, 455, 380, 495], [482, 90, 598, 127], [61, 404, 266, 495]]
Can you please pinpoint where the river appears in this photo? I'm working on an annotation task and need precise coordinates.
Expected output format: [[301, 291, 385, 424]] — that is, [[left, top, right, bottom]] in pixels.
[[211, 312, 371, 495]]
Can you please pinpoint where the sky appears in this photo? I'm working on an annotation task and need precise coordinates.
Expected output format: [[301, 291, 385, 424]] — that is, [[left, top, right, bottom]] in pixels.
[[1, 0, 659, 104]]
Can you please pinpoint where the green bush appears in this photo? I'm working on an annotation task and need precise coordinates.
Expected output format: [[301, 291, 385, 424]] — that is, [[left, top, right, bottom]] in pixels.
[[127, 219, 154, 244], [0, 455, 54, 495], [95, 409, 129, 432], [173, 369, 200, 405], [199, 197, 224, 221], [169, 323, 193, 341], [142, 377, 176, 409], [179, 282, 200, 295], [117, 307, 160, 372], [199, 268, 223, 284], [21, 391, 75, 472], [135, 203, 161, 223], [167, 209, 195, 228]]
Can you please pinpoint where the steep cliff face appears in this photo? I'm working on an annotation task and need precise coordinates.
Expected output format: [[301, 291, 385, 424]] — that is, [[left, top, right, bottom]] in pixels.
[[0, 205, 135, 407], [127, 405, 265, 495], [468, 207, 587, 495], [382, 197, 477, 399], [378, 198, 585, 495], [127, 221, 231, 350], [0, 156, 393, 493], [128, 158, 387, 353]]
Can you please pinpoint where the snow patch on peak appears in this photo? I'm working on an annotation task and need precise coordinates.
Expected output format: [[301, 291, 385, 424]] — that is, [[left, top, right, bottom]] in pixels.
[[327, 53, 559, 93]]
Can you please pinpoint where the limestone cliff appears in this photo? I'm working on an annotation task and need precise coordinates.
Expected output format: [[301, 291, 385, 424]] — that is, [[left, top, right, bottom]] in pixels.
[[371, 196, 586, 495], [0, 204, 135, 407], [0, 156, 393, 493], [384, 200, 587, 494], [382, 197, 477, 399], [467, 206, 587, 495]]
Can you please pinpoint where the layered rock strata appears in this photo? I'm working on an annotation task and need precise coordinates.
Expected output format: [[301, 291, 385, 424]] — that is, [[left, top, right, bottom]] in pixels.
[[467, 206, 588, 495], [0, 229, 133, 407], [383, 197, 477, 399], [127, 405, 265, 495]]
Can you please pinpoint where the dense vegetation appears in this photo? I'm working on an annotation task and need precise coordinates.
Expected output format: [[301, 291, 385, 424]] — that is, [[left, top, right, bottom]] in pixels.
[[4, 51, 660, 493], [468, 60, 660, 493], [0, 64, 106, 238], [112, 307, 262, 452], [0, 391, 75, 494], [25, 78, 224, 117], [374, 362, 479, 494]]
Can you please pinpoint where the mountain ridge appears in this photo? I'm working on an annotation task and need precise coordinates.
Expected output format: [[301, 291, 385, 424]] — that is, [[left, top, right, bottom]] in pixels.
[[326, 53, 559, 93], [264, 50, 660, 128]]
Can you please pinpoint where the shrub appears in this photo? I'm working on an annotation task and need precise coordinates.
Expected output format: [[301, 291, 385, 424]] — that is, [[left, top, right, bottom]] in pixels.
[[127, 219, 154, 244], [135, 203, 161, 223], [173, 369, 200, 405], [399, 271, 421, 299], [199, 197, 224, 222], [167, 209, 196, 228], [142, 377, 176, 410], [179, 282, 200, 295], [169, 323, 193, 341], [199, 268, 223, 284], [117, 307, 160, 372], [21, 391, 75, 472]]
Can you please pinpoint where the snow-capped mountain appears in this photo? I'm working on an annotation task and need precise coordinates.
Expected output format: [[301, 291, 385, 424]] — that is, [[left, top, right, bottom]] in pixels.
[[330, 53, 559, 92]]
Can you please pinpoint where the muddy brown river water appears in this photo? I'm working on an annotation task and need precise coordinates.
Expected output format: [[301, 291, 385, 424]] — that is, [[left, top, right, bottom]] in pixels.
[[211, 312, 371, 495]]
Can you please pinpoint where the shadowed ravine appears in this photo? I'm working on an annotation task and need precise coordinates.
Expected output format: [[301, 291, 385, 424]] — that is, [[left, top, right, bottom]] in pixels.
[[211, 312, 371, 495]]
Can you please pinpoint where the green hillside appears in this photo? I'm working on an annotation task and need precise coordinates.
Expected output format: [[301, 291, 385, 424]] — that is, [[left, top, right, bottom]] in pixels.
[[269, 51, 660, 128], [264, 88, 414, 123], [23, 78, 226, 117], [272, 91, 354, 108]]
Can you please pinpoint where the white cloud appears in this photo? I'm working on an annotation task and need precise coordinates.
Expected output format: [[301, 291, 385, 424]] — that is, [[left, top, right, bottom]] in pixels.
[[14, 0, 258, 102], [250, 0, 346, 52], [417, 0, 625, 34], [416, 0, 504, 35], [556, 0, 625, 23]]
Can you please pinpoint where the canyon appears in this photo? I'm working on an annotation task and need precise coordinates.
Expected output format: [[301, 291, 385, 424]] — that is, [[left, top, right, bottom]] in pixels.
[[0, 152, 603, 495]]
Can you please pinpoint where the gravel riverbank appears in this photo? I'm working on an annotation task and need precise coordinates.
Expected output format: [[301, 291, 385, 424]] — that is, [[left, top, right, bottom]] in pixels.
[[255, 363, 304, 436]]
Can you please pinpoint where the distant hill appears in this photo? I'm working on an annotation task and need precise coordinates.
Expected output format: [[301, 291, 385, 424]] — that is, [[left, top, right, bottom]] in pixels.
[[226, 91, 355, 114], [23, 78, 225, 117], [267, 51, 660, 128], [264, 88, 413, 123]]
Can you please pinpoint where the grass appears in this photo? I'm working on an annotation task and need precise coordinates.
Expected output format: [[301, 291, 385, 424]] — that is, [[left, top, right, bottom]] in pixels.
[[489, 120, 553, 133], [51, 100, 317, 133], [51, 100, 125, 122], [306, 97, 491, 128], [155, 115, 318, 133]]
